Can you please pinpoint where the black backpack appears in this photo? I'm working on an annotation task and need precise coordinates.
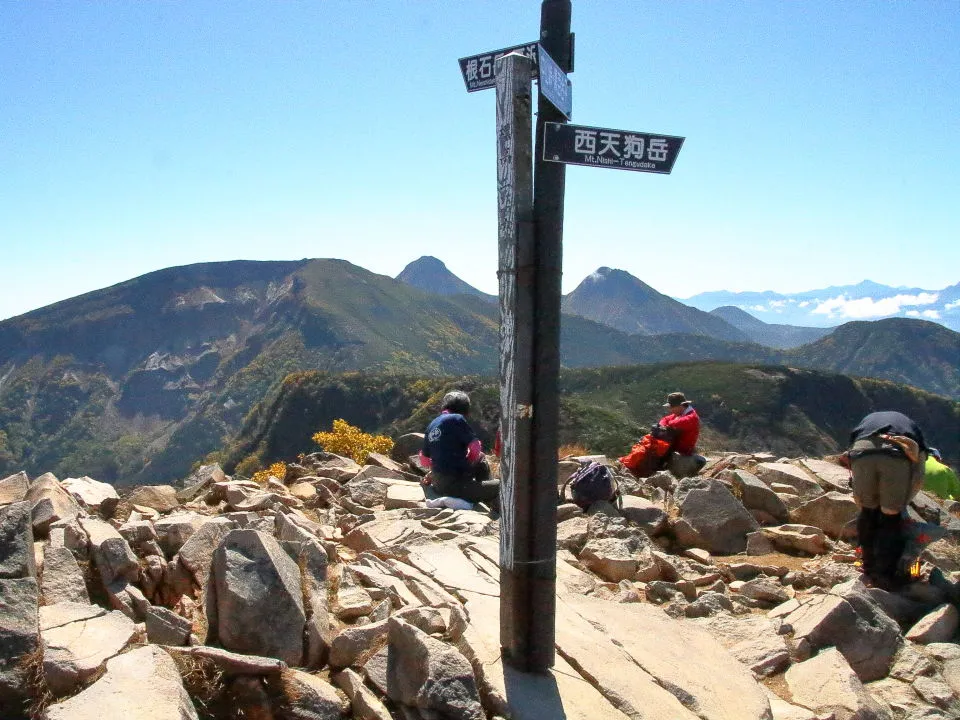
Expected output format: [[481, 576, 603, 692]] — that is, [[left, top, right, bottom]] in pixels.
[[560, 461, 620, 510]]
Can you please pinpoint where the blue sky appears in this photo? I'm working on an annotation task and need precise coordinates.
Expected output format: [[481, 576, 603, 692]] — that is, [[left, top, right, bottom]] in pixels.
[[1, 1, 957, 321]]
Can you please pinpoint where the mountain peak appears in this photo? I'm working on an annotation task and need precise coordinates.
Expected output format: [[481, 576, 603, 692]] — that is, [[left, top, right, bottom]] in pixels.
[[396, 257, 493, 300]]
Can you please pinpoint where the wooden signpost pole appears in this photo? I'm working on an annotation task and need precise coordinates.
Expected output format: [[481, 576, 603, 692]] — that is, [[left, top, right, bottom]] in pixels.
[[468, 0, 682, 676], [497, 0, 571, 673], [494, 50, 539, 671]]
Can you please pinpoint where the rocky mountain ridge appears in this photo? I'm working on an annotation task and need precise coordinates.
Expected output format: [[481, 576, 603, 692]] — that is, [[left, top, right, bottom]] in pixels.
[[1, 258, 957, 489], [3, 441, 960, 719]]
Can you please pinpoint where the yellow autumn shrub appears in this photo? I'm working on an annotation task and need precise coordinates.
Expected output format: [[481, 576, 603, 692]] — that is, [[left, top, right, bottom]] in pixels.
[[251, 461, 287, 486], [312, 419, 393, 464]]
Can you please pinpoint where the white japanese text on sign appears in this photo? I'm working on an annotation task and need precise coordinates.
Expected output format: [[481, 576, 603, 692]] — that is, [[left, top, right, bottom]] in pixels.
[[459, 43, 539, 92], [545, 123, 684, 174]]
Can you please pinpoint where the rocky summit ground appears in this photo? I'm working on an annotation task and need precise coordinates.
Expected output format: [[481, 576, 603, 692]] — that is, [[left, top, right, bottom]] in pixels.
[[2, 444, 960, 720]]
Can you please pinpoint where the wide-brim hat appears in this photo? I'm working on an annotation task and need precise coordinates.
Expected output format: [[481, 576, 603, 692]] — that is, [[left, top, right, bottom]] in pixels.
[[663, 392, 692, 408]]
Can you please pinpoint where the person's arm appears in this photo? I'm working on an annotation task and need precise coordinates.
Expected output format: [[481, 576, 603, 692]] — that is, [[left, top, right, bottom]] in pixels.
[[669, 412, 699, 435], [466, 438, 483, 464]]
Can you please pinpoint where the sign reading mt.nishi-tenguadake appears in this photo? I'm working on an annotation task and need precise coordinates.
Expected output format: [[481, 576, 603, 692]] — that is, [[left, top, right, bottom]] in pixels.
[[458, 42, 539, 92], [543, 122, 684, 174]]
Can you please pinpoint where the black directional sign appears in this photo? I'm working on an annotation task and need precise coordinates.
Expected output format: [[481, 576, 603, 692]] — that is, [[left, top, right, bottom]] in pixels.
[[536, 44, 572, 119], [543, 122, 684, 174], [458, 42, 539, 92]]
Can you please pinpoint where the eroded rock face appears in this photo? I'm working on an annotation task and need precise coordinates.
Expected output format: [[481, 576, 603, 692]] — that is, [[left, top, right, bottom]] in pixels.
[[207, 529, 306, 665]]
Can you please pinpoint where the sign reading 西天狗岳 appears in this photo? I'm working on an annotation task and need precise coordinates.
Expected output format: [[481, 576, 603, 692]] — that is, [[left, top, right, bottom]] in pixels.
[[543, 122, 684, 174], [458, 42, 539, 92]]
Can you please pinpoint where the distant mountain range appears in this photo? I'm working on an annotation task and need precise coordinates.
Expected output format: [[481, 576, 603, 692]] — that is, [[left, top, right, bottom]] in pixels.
[[681, 280, 960, 332], [0, 257, 956, 486]]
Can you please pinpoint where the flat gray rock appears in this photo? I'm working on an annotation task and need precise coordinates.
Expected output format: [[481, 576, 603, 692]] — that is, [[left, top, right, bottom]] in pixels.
[[45, 644, 199, 719], [40, 546, 89, 604]]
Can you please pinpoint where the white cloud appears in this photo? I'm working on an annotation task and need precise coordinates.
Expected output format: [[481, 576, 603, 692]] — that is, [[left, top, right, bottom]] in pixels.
[[812, 292, 941, 319], [906, 310, 920, 317], [922, 309, 941, 319], [946, 300, 960, 311], [798, 301, 810, 308], [746, 304, 768, 312]]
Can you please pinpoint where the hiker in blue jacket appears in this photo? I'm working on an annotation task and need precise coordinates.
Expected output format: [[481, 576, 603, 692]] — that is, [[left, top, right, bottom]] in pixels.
[[419, 390, 499, 506]]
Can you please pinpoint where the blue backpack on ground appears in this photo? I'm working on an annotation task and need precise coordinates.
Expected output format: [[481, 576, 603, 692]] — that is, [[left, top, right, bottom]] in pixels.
[[561, 461, 620, 510]]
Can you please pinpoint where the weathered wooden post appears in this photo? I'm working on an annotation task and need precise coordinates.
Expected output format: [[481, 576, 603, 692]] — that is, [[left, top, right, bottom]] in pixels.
[[463, 0, 682, 675], [493, 50, 541, 671]]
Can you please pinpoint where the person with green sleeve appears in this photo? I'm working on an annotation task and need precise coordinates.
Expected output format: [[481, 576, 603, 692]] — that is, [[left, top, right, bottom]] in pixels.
[[924, 448, 960, 501]]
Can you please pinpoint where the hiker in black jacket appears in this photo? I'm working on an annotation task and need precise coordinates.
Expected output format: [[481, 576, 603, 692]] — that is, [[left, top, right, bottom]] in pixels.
[[848, 410, 928, 590]]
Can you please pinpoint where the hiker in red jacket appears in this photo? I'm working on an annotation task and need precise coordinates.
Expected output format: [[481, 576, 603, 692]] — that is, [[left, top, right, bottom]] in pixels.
[[655, 391, 705, 477], [658, 392, 700, 454]]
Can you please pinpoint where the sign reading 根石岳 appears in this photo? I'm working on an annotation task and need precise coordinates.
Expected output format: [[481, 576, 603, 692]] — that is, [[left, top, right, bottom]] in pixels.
[[458, 42, 539, 92], [543, 122, 684, 174]]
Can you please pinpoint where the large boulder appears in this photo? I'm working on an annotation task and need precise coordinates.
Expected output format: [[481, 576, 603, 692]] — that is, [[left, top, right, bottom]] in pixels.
[[61, 477, 119, 515], [782, 580, 902, 682], [677, 479, 759, 554], [279, 668, 349, 719], [177, 516, 238, 588], [785, 647, 890, 720], [760, 524, 829, 556], [720, 469, 790, 523], [755, 463, 824, 500], [125, 485, 179, 513], [154, 512, 208, 555], [0, 502, 36, 580], [800, 458, 853, 493], [620, 495, 669, 535], [0, 578, 39, 718], [790, 491, 859, 540], [40, 546, 89, 604], [386, 616, 484, 720], [579, 536, 659, 583], [45, 644, 199, 719], [206, 529, 306, 665], [176, 463, 226, 503], [0, 472, 29, 506], [25, 473, 80, 535], [79, 517, 139, 586], [905, 604, 960, 644]]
